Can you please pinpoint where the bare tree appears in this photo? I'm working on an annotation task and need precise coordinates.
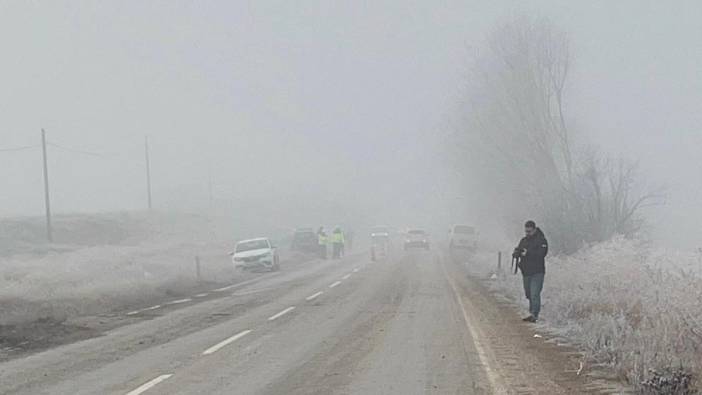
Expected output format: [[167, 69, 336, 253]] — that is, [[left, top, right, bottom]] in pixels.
[[575, 150, 663, 243], [451, 16, 663, 252]]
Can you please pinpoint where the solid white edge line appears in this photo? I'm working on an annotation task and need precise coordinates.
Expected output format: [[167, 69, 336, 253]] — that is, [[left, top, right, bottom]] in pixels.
[[202, 330, 252, 355], [305, 291, 323, 301], [342, 274, 351, 280], [440, 261, 506, 394], [268, 306, 296, 321], [329, 281, 342, 288], [125, 374, 173, 395]]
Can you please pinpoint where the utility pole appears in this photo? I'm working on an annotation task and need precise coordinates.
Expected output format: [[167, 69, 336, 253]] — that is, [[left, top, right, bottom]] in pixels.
[[207, 163, 214, 206], [41, 129, 53, 242], [144, 136, 152, 210]]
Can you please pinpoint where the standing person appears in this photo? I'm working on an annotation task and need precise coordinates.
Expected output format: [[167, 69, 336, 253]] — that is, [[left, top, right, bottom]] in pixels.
[[317, 226, 328, 259], [331, 227, 345, 259], [513, 220, 548, 323]]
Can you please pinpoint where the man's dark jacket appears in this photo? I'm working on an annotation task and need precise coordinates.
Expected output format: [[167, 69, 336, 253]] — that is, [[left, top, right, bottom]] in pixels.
[[515, 228, 549, 276]]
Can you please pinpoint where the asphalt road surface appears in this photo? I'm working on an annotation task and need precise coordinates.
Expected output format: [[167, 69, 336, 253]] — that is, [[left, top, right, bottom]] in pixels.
[[0, 250, 626, 394]]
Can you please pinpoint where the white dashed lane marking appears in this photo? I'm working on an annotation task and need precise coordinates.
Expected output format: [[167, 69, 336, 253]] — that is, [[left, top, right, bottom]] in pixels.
[[202, 330, 252, 355], [123, 261, 366, 391], [212, 285, 236, 292], [268, 306, 296, 321], [125, 374, 173, 395], [306, 291, 324, 301]]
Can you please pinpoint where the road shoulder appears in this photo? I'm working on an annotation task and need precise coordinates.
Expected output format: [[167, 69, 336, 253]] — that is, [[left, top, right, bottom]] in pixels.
[[442, 253, 631, 394]]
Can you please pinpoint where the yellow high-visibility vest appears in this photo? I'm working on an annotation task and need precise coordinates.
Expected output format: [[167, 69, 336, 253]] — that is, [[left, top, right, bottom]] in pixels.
[[331, 232, 345, 244]]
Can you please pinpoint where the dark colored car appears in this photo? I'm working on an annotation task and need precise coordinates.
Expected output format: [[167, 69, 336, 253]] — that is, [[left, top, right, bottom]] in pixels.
[[291, 228, 318, 253], [404, 229, 430, 250]]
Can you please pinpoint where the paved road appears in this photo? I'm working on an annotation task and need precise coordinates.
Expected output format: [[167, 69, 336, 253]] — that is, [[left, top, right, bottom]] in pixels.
[[0, 250, 622, 394]]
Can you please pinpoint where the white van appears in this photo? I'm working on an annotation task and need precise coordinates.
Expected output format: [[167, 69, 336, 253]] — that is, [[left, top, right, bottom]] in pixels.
[[448, 225, 478, 252]]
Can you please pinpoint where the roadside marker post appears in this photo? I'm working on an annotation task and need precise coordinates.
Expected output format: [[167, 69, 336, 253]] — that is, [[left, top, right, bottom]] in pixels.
[[195, 255, 202, 283]]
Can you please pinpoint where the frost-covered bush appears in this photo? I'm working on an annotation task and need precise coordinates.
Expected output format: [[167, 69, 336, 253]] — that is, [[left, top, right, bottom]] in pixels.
[[0, 240, 236, 325], [477, 237, 702, 393]]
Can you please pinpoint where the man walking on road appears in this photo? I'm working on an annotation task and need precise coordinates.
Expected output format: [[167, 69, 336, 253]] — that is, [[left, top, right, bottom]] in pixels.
[[513, 220, 548, 323]]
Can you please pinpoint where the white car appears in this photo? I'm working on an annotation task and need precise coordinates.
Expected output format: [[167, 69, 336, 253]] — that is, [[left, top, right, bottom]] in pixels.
[[448, 224, 478, 251], [231, 238, 280, 271]]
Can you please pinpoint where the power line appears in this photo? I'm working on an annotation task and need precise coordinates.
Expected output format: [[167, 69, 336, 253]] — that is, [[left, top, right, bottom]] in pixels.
[[0, 144, 39, 152], [46, 141, 115, 158]]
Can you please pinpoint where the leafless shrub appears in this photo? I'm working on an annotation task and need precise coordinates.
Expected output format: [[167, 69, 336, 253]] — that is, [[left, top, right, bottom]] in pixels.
[[477, 238, 702, 393], [641, 368, 695, 395]]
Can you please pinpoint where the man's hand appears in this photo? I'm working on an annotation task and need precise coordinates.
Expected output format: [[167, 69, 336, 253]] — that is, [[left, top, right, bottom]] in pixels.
[[512, 248, 521, 259], [521, 248, 527, 257]]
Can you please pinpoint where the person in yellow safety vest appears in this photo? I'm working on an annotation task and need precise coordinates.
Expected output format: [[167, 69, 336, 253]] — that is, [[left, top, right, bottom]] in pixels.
[[317, 226, 328, 259], [331, 227, 345, 259]]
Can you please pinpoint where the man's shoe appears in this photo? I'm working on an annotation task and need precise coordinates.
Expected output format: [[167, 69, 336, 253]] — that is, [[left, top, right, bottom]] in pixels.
[[522, 315, 535, 322]]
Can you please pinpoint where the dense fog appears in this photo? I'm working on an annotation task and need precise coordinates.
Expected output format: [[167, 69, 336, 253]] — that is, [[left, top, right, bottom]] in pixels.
[[1, 1, 700, 247], [3, 3, 702, 393]]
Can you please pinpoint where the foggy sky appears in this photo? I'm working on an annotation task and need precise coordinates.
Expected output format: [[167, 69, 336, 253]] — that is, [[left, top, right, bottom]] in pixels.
[[1, 1, 700, 248]]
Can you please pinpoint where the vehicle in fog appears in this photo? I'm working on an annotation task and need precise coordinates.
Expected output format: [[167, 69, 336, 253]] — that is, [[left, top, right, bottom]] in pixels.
[[448, 224, 478, 252], [371, 225, 396, 246], [404, 228, 430, 250], [370, 226, 391, 237], [291, 228, 318, 253], [231, 237, 280, 272], [371, 233, 390, 261]]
